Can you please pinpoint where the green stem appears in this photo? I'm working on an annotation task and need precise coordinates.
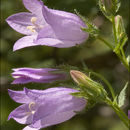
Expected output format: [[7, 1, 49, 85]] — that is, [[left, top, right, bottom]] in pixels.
[[111, 16, 129, 71], [98, 36, 114, 50], [112, 16, 118, 45], [121, 48, 126, 60], [89, 71, 115, 100], [115, 52, 129, 71], [106, 98, 129, 128], [98, 37, 129, 72]]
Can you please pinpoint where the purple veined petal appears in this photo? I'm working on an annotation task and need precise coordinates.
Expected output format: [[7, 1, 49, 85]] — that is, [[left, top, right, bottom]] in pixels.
[[41, 4, 88, 44], [12, 68, 59, 79], [23, 126, 38, 130], [42, 3, 85, 26], [36, 37, 87, 48], [25, 86, 86, 127], [12, 71, 43, 80], [11, 68, 66, 84], [23, 0, 46, 25], [24, 87, 86, 129], [37, 21, 86, 47], [8, 104, 33, 124], [32, 111, 77, 129], [37, 25, 85, 47], [37, 25, 56, 40], [32, 96, 86, 123], [23, 0, 43, 13], [13, 68, 58, 74], [13, 35, 37, 51], [11, 77, 32, 84], [12, 75, 65, 84], [25, 87, 75, 96], [6, 12, 36, 35], [8, 89, 31, 103], [31, 101, 86, 129], [24, 87, 78, 102]]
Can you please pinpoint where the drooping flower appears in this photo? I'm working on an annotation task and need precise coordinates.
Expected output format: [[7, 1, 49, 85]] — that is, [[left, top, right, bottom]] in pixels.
[[8, 87, 86, 130], [6, 0, 88, 51], [11, 68, 67, 84]]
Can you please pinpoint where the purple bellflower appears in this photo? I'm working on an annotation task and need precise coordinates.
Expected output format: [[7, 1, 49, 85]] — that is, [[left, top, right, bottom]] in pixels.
[[6, 0, 88, 51], [11, 68, 67, 84], [8, 87, 86, 130]]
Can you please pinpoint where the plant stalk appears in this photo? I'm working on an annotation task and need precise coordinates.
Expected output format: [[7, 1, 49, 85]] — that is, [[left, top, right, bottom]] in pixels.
[[106, 98, 129, 128]]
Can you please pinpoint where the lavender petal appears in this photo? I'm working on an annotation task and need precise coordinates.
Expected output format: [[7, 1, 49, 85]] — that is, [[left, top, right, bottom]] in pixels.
[[6, 12, 36, 35]]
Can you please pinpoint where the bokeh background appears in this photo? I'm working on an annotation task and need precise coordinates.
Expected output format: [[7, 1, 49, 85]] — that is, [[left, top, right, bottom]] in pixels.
[[1, 0, 129, 130]]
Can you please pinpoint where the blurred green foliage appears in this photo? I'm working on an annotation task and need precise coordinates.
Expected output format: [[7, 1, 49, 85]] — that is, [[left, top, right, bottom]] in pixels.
[[0, 0, 129, 130]]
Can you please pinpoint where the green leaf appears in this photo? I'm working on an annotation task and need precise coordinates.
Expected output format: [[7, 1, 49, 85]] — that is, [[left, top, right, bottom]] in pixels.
[[125, 44, 130, 64], [118, 82, 128, 107], [98, 0, 121, 21]]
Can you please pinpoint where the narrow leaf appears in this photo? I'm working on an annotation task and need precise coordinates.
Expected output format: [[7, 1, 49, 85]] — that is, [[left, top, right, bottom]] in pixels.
[[118, 82, 128, 107]]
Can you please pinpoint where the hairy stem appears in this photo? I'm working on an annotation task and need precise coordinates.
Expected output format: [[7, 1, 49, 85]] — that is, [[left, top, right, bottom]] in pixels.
[[106, 98, 129, 128], [98, 37, 129, 72], [112, 16, 118, 45], [98, 36, 114, 50]]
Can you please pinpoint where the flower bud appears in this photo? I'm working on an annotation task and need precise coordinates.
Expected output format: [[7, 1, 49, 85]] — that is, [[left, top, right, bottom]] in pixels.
[[115, 15, 125, 40], [70, 70, 90, 85], [114, 15, 128, 51], [70, 70, 107, 101], [99, 0, 121, 20], [102, 0, 113, 11]]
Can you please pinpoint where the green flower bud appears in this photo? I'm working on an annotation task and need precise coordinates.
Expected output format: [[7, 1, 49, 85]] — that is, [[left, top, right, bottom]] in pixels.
[[70, 70, 107, 102], [114, 15, 128, 52], [99, 0, 121, 20], [115, 15, 125, 40]]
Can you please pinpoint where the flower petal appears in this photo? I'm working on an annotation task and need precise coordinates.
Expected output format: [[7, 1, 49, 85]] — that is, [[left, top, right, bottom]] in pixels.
[[24, 87, 78, 102], [41, 4, 88, 46], [37, 37, 86, 48], [24, 87, 86, 129], [31, 99, 86, 129], [13, 35, 37, 51], [11, 77, 32, 84], [13, 68, 57, 73], [23, 126, 38, 130], [23, 0, 42, 13], [32, 111, 76, 129], [37, 25, 86, 47], [6, 12, 36, 35], [11, 68, 66, 84], [32, 94, 86, 122], [12, 68, 58, 79], [22, 0, 45, 25], [8, 104, 33, 124], [8, 89, 31, 103]]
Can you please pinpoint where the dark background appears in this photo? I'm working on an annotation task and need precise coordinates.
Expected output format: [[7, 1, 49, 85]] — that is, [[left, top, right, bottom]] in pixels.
[[1, 0, 129, 130]]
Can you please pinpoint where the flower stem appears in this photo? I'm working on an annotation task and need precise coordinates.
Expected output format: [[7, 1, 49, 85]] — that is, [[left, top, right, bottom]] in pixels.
[[98, 36, 114, 50], [98, 37, 129, 72], [115, 51, 129, 71], [106, 98, 129, 128], [112, 16, 118, 45]]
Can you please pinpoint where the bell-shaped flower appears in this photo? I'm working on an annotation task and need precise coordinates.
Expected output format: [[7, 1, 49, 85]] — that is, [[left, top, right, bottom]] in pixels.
[[8, 87, 86, 130], [6, 0, 88, 51], [11, 68, 67, 84]]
